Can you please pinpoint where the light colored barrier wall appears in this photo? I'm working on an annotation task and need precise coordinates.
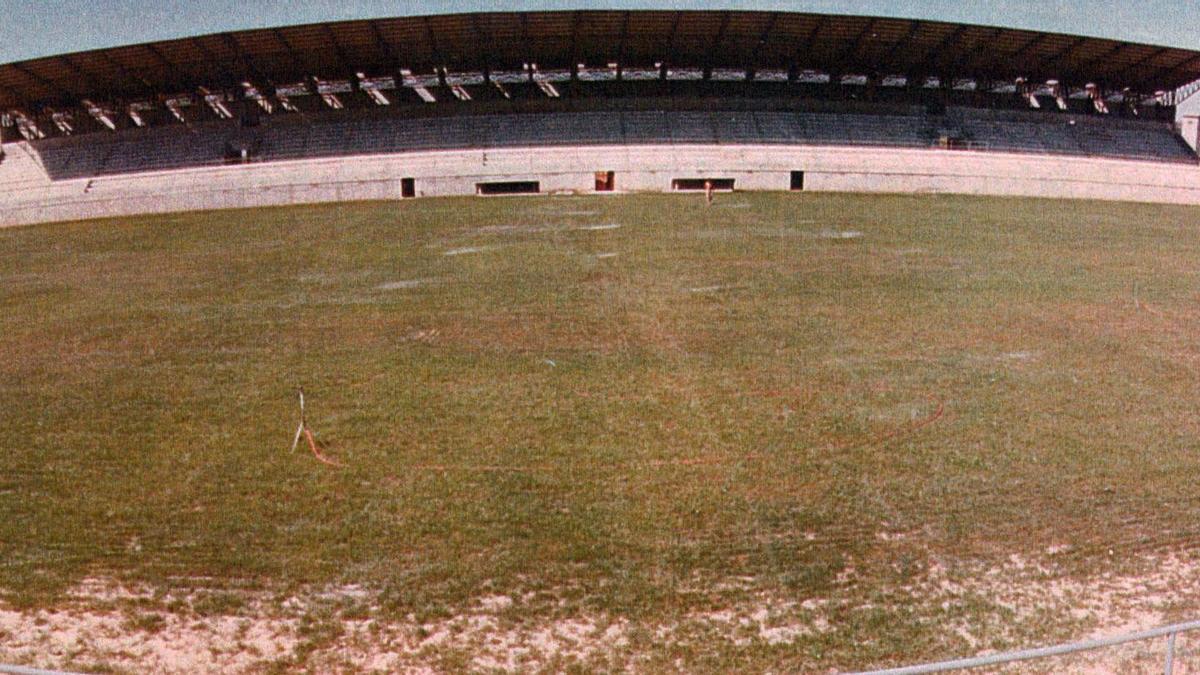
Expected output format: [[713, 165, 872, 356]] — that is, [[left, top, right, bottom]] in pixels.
[[1, 142, 1199, 227]]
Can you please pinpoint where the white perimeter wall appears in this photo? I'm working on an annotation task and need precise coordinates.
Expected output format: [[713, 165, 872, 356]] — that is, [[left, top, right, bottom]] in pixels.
[[2, 141, 1200, 227]]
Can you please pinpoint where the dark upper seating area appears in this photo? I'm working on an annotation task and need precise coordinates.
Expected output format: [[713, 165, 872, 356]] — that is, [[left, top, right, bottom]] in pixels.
[[28, 102, 1197, 181]]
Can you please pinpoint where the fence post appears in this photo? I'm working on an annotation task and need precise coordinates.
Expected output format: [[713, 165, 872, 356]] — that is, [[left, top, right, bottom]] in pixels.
[[1165, 631, 1176, 675]]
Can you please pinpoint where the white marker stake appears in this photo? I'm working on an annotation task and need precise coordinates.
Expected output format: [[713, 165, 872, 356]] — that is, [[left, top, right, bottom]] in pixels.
[[290, 388, 306, 453]]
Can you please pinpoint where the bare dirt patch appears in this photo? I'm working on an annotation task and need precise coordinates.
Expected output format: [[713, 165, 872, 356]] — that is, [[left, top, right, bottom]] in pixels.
[[5, 553, 1200, 673]]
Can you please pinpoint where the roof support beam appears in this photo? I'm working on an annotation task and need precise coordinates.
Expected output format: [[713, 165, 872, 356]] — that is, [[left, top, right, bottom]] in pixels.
[[1014, 33, 1049, 59], [519, 12, 532, 72], [1042, 36, 1089, 65], [272, 29, 307, 74], [615, 11, 631, 77], [1072, 42, 1129, 75], [188, 37, 235, 88], [320, 25, 354, 79], [221, 34, 272, 90], [423, 15, 447, 70], [881, 21, 922, 67], [1032, 36, 1090, 78], [909, 24, 968, 79], [1007, 32, 1051, 73], [830, 18, 877, 71], [93, 50, 160, 99], [470, 13, 491, 72], [1140, 52, 1200, 91], [0, 82, 24, 109], [662, 11, 683, 63], [754, 11, 781, 65], [55, 54, 91, 81], [141, 43, 200, 90], [710, 11, 733, 55], [756, 11, 780, 46], [955, 27, 1004, 74], [568, 10, 582, 74], [54, 54, 119, 98], [792, 15, 828, 71], [703, 11, 732, 79], [1091, 46, 1168, 94], [8, 62, 82, 103], [748, 12, 781, 77], [368, 20, 403, 71]]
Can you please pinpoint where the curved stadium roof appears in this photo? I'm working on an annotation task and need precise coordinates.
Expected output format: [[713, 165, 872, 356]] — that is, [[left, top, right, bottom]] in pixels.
[[2, 10, 1199, 110]]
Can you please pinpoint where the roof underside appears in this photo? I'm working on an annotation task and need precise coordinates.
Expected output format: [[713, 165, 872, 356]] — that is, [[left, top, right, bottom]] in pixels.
[[2, 10, 1199, 109]]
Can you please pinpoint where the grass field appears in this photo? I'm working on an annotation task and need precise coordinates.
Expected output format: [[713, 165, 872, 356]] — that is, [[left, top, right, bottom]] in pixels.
[[5, 192, 1200, 672]]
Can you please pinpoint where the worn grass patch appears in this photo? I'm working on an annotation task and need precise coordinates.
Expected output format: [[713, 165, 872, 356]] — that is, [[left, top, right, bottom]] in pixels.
[[4, 192, 1200, 671]]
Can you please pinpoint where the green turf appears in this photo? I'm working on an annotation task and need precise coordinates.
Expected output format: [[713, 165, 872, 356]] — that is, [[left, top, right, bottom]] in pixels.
[[4, 192, 1200, 670]]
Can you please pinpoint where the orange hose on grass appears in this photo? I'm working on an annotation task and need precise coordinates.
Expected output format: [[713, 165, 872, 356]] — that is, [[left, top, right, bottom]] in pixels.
[[304, 427, 343, 468]]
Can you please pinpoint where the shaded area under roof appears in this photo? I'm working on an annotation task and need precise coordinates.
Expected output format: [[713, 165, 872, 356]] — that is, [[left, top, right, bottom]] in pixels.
[[2, 10, 1199, 110]]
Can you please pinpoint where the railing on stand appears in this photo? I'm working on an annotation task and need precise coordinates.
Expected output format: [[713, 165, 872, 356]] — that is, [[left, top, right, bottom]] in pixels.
[[852, 619, 1200, 675]]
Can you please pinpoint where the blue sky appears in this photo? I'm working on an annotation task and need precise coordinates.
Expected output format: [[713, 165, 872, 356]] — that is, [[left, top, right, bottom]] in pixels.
[[1, 1, 1197, 63]]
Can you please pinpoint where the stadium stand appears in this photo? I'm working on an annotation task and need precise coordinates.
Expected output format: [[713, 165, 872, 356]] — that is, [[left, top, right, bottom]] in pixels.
[[27, 104, 1196, 181]]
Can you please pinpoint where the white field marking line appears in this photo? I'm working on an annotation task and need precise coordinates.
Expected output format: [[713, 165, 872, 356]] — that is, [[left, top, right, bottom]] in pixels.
[[375, 279, 436, 291], [464, 222, 619, 236], [997, 351, 1040, 362], [470, 224, 577, 235], [473, 224, 522, 234], [595, 253, 619, 259], [687, 284, 749, 293], [813, 229, 864, 239], [471, 224, 559, 236], [444, 245, 500, 256]]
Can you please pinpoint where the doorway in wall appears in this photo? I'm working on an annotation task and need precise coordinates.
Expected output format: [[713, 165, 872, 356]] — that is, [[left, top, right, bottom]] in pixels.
[[476, 181, 540, 195], [400, 177, 416, 198], [790, 171, 805, 191], [671, 178, 735, 191], [595, 171, 615, 192]]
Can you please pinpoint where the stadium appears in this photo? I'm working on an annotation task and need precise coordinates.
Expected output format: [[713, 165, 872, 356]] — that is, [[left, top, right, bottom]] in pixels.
[[2, 10, 1200, 220], [5, 6, 1200, 674]]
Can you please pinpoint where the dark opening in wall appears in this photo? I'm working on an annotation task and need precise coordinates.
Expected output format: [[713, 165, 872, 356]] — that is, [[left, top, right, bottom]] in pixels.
[[790, 171, 805, 191], [476, 181, 541, 195], [672, 178, 735, 191], [595, 171, 615, 192], [400, 177, 416, 198], [222, 140, 260, 164], [937, 134, 969, 149]]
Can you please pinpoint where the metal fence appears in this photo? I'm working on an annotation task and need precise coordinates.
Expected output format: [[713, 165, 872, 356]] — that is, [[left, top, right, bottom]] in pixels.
[[853, 619, 1200, 675]]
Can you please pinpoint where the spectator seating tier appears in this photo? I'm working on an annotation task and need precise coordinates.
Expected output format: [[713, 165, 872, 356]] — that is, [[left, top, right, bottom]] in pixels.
[[28, 105, 1197, 181]]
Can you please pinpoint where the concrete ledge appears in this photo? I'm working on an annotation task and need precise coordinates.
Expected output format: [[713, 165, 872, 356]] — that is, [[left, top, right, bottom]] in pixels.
[[1, 143, 1199, 227]]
